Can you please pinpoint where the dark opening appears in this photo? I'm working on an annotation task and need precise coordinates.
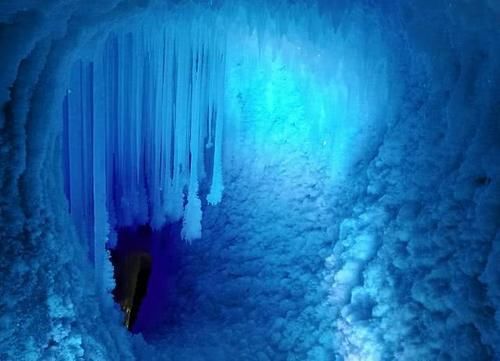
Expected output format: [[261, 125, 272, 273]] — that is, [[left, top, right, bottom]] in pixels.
[[110, 225, 152, 330], [130, 255, 152, 328], [109, 223, 183, 334]]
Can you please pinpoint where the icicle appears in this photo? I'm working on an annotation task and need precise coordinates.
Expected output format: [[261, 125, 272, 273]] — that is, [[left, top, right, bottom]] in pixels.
[[171, 24, 191, 222], [92, 56, 109, 296], [182, 27, 203, 242], [64, 17, 231, 258], [104, 35, 119, 250], [197, 34, 208, 182], [67, 61, 84, 235], [150, 26, 167, 229], [207, 47, 226, 206]]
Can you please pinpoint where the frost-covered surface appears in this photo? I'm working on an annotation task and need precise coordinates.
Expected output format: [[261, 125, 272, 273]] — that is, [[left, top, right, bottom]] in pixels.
[[1, 0, 499, 360], [151, 148, 338, 361]]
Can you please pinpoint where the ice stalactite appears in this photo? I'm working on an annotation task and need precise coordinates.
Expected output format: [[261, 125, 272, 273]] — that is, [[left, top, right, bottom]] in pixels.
[[207, 45, 226, 206], [182, 28, 204, 242], [63, 20, 227, 281]]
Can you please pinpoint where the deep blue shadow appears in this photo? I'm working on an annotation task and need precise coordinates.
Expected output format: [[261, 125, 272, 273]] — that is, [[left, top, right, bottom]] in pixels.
[[110, 222, 184, 334]]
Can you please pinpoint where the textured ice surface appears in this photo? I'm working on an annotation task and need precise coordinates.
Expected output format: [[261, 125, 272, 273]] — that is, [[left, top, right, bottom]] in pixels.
[[0, 0, 499, 360]]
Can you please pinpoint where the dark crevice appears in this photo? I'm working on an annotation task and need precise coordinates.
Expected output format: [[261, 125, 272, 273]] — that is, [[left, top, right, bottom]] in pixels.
[[109, 223, 183, 334], [110, 225, 153, 331]]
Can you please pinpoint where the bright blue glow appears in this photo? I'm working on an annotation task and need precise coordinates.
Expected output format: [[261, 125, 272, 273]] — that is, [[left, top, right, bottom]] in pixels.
[[225, 23, 391, 180]]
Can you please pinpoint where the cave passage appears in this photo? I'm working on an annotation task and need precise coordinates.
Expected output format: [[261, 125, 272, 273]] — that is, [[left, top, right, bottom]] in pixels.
[[1, 1, 499, 361]]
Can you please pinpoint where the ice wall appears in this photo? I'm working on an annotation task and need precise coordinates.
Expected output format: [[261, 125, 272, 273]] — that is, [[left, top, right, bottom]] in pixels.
[[326, 3, 500, 359], [0, 2, 144, 360]]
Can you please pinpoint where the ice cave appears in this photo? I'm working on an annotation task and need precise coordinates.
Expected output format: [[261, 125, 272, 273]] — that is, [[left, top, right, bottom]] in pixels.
[[0, 0, 499, 360]]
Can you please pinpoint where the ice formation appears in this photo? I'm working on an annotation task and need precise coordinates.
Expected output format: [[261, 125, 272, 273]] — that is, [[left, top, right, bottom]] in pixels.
[[0, 0, 499, 360], [63, 20, 226, 249]]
